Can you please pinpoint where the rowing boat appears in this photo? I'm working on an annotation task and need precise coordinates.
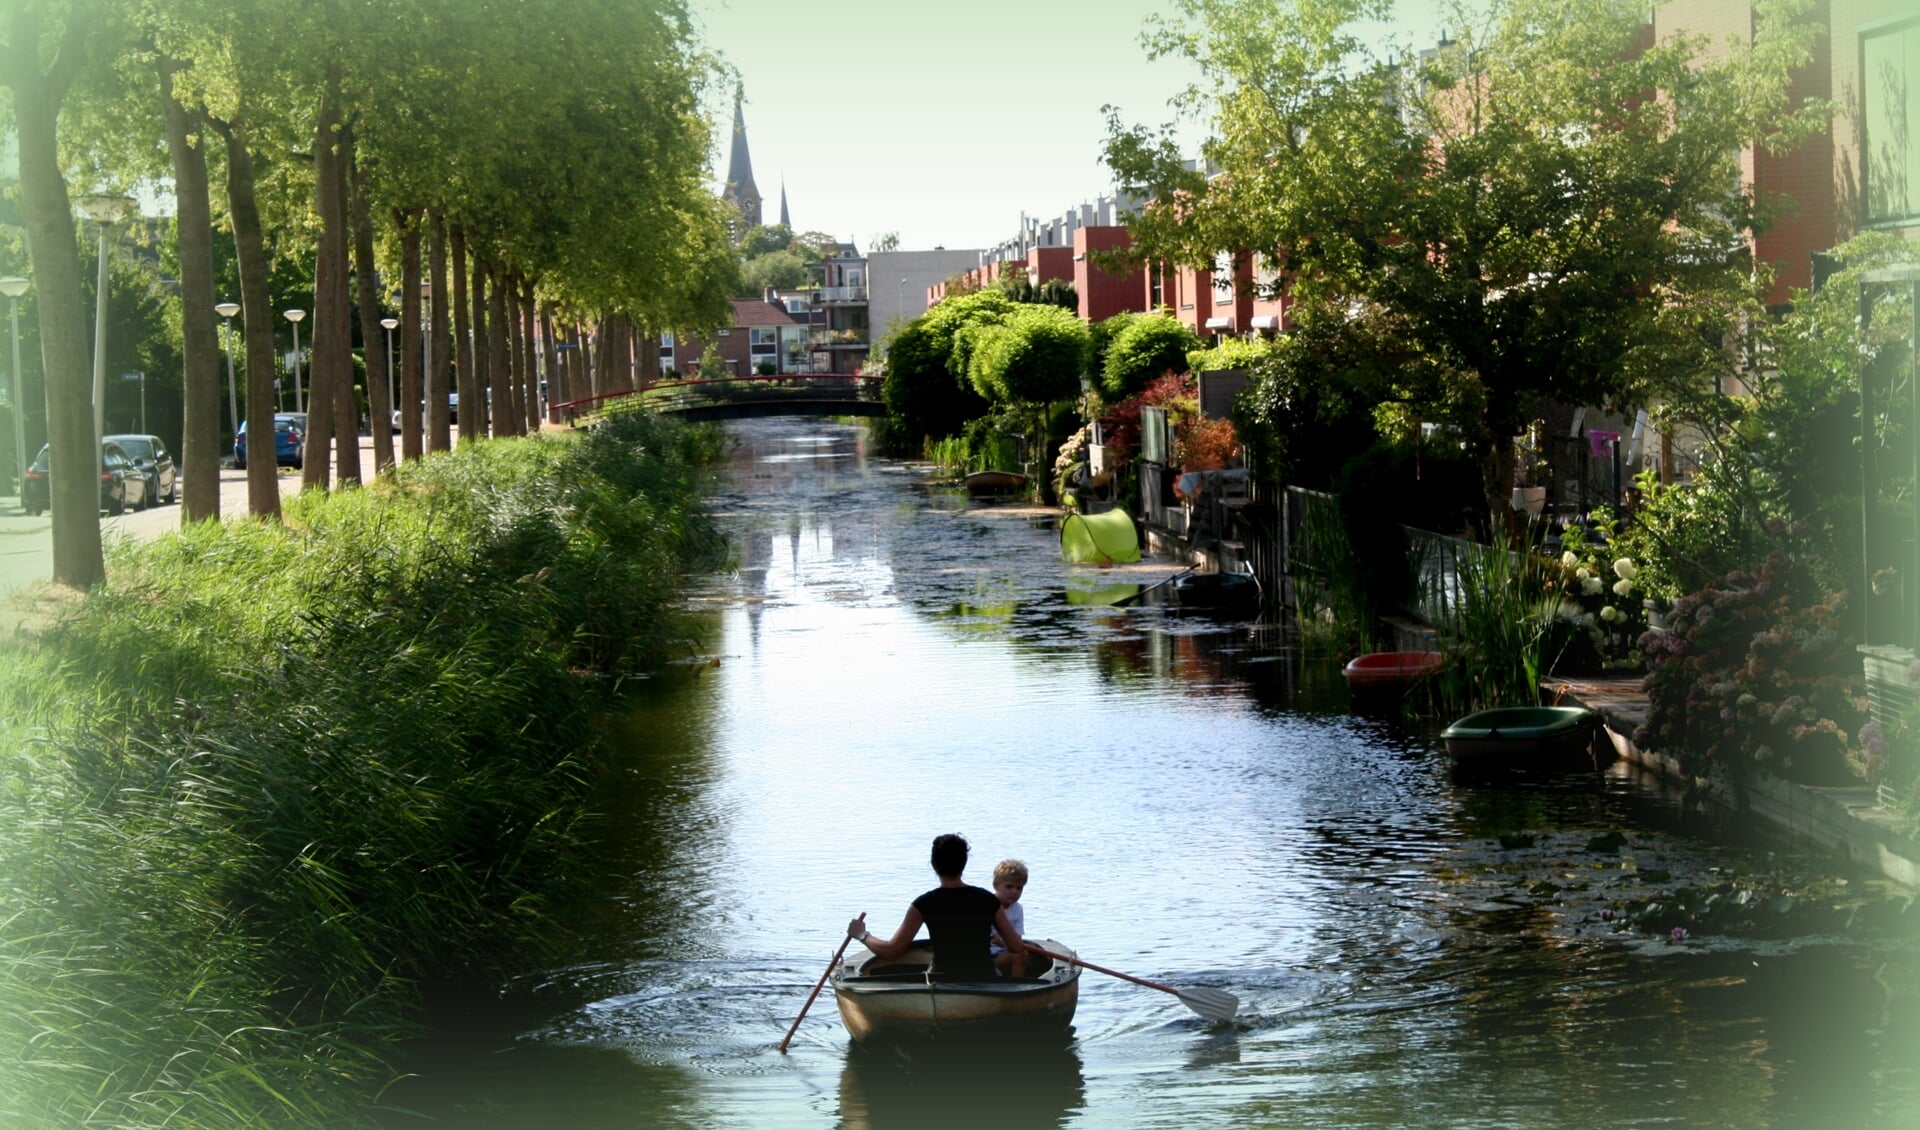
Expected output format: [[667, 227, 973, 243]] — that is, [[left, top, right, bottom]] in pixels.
[[832, 939, 1080, 1042], [1341, 650, 1445, 691], [1440, 705, 1596, 764]]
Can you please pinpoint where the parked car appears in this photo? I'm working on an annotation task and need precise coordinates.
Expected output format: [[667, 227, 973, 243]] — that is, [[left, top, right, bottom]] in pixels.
[[234, 414, 305, 469], [20, 440, 151, 516], [103, 433, 177, 506], [392, 393, 459, 432]]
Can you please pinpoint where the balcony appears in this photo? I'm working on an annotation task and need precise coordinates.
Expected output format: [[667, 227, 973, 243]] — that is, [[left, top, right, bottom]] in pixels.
[[810, 328, 869, 349], [813, 285, 868, 304]]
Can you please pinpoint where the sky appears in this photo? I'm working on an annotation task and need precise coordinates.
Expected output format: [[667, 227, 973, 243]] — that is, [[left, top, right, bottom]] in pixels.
[[693, 0, 1444, 255]]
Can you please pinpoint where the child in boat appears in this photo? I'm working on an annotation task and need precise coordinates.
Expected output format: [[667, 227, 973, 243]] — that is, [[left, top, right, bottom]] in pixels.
[[990, 858, 1029, 977], [847, 833, 1025, 981]]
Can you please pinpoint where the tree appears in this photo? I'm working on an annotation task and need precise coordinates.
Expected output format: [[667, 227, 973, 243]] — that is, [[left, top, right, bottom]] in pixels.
[[869, 230, 900, 252], [1101, 312, 1202, 400], [1, 0, 110, 587], [881, 290, 1015, 441], [1106, 0, 1824, 533], [966, 304, 1089, 406]]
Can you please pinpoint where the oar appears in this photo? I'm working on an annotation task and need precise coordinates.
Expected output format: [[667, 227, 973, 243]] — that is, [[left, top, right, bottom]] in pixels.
[[1027, 944, 1238, 1023], [777, 918, 860, 1053], [1113, 564, 1199, 607]]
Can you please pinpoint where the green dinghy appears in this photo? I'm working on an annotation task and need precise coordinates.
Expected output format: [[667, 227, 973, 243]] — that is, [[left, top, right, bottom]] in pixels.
[[1440, 706, 1597, 765]]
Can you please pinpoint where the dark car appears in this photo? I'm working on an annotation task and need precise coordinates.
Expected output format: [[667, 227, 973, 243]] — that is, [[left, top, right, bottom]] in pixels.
[[104, 433, 177, 506], [20, 441, 152, 516], [234, 414, 305, 469]]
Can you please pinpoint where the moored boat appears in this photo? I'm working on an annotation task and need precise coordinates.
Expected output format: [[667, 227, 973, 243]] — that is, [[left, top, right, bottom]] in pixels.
[[832, 939, 1081, 1043], [1341, 650, 1446, 691], [1440, 705, 1596, 764], [965, 469, 1028, 497]]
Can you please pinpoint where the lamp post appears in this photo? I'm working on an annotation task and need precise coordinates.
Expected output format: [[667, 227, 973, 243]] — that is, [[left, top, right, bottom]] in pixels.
[[215, 301, 240, 444], [78, 193, 135, 472], [380, 316, 399, 425], [284, 308, 306, 413], [0, 276, 28, 502]]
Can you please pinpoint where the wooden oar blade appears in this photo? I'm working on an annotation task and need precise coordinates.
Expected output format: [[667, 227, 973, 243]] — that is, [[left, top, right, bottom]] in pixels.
[[1177, 986, 1239, 1023]]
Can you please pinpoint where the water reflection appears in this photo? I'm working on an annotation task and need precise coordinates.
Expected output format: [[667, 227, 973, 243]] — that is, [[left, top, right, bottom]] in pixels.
[[837, 1039, 1085, 1130]]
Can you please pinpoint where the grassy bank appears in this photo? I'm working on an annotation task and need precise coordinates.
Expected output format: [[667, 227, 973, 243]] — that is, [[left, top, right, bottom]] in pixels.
[[0, 408, 724, 1125]]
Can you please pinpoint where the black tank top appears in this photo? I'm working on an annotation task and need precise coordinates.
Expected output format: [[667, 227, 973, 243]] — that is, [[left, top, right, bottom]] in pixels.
[[911, 884, 1001, 979]]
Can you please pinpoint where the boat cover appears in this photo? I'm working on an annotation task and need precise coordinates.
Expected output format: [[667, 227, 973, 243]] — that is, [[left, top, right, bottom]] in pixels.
[[1060, 509, 1141, 565]]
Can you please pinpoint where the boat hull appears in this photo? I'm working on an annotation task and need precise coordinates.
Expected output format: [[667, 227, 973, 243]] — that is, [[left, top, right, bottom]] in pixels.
[[965, 470, 1028, 497], [1441, 706, 1596, 763], [1342, 650, 1445, 690], [833, 939, 1080, 1043]]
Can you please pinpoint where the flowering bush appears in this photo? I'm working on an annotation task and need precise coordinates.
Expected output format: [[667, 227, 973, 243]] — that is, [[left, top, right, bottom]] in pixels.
[[1636, 553, 1869, 786], [1542, 511, 1647, 672]]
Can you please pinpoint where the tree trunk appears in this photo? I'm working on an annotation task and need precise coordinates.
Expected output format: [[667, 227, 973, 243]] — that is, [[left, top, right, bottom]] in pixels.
[[540, 303, 562, 414], [426, 213, 451, 451], [158, 59, 220, 523], [212, 117, 281, 518], [396, 208, 423, 462], [638, 320, 661, 387], [501, 269, 524, 434], [486, 263, 513, 437], [328, 117, 360, 485], [519, 280, 540, 431], [6, 7, 103, 586], [303, 79, 344, 491], [468, 253, 488, 435], [451, 229, 476, 444], [351, 136, 392, 473]]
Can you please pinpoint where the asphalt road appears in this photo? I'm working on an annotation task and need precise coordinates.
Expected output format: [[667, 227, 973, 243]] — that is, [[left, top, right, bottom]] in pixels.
[[0, 433, 386, 601]]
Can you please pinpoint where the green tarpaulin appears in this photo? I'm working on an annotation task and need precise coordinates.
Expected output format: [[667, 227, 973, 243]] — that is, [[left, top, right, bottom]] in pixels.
[[1060, 509, 1140, 565]]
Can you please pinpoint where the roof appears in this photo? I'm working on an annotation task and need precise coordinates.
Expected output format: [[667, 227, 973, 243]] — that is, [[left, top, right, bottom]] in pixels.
[[729, 298, 800, 327]]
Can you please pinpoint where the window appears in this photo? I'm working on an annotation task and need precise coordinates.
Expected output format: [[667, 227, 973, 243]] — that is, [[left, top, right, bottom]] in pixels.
[[1864, 16, 1920, 226], [749, 327, 777, 355], [659, 331, 674, 361]]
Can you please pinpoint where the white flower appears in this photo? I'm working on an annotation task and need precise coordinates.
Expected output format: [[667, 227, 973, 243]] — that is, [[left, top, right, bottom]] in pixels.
[[1561, 551, 1578, 568], [1613, 557, 1637, 580], [1576, 567, 1591, 581], [1583, 576, 1604, 595], [1613, 578, 1634, 597], [1600, 606, 1618, 623]]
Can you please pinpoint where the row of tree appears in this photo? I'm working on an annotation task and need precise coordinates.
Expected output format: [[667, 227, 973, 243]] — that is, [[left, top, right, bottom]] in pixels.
[[1, 0, 740, 589]]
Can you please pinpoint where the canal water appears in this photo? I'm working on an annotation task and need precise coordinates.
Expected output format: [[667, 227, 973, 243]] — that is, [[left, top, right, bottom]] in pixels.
[[382, 418, 1918, 1129]]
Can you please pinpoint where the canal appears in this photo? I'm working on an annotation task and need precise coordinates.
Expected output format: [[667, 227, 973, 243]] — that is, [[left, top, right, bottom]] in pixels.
[[382, 418, 1917, 1129]]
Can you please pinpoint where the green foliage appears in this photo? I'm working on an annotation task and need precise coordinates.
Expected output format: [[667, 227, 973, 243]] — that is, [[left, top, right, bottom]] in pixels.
[[1229, 314, 1387, 491], [1101, 313, 1202, 400], [737, 248, 812, 295], [697, 343, 728, 379], [1430, 531, 1562, 710], [1188, 335, 1277, 374], [995, 270, 1078, 311], [1638, 554, 1869, 786], [880, 291, 1014, 441], [966, 304, 1089, 405], [1109, 0, 1823, 527], [0, 415, 721, 1125]]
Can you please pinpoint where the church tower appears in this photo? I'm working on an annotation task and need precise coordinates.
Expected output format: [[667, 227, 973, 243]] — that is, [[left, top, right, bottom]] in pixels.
[[722, 86, 762, 238]]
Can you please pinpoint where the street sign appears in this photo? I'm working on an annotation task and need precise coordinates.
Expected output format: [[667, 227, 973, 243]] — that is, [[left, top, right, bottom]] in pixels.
[[120, 370, 143, 383]]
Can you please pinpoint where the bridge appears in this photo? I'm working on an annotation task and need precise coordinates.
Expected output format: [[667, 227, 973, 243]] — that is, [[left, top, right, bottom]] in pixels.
[[553, 374, 886, 425]]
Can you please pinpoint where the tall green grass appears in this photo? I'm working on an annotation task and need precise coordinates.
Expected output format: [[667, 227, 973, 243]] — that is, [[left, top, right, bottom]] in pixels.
[[1428, 529, 1566, 711], [0, 407, 724, 1125]]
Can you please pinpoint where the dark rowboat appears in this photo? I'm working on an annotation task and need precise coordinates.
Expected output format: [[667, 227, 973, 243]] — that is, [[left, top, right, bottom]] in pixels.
[[1341, 650, 1445, 691], [832, 939, 1080, 1043], [1440, 705, 1596, 764], [965, 469, 1028, 497]]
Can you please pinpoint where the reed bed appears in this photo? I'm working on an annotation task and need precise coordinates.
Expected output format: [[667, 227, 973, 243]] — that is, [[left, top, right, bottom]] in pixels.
[[0, 407, 723, 1126]]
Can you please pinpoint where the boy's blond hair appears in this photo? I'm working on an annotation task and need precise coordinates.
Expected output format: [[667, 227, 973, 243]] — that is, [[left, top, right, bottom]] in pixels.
[[992, 858, 1028, 884]]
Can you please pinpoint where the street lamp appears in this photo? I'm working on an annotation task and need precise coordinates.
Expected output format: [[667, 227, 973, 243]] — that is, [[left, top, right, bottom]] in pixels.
[[283, 308, 306, 413], [379, 316, 399, 424], [0, 276, 28, 503], [215, 301, 240, 443], [78, 193, 135, 471]]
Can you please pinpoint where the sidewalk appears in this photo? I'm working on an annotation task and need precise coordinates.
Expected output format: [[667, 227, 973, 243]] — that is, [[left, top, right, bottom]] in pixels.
[[1545, 674, 1920, 889]]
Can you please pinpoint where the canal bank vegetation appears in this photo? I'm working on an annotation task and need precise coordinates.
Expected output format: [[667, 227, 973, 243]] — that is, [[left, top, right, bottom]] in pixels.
[[0, 409, 723, 1125]]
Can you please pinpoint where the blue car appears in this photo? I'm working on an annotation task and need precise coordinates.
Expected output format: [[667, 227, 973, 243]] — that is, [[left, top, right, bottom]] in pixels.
[[234, 414, 305, 469]]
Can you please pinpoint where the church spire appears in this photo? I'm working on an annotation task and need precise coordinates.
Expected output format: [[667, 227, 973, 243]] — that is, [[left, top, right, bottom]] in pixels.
[[722, 85, 762, 238], [779, 179, 790, 228]]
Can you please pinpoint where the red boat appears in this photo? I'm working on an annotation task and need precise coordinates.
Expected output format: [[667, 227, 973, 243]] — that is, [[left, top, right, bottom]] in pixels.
[[1341, 650, 1446, 690]]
